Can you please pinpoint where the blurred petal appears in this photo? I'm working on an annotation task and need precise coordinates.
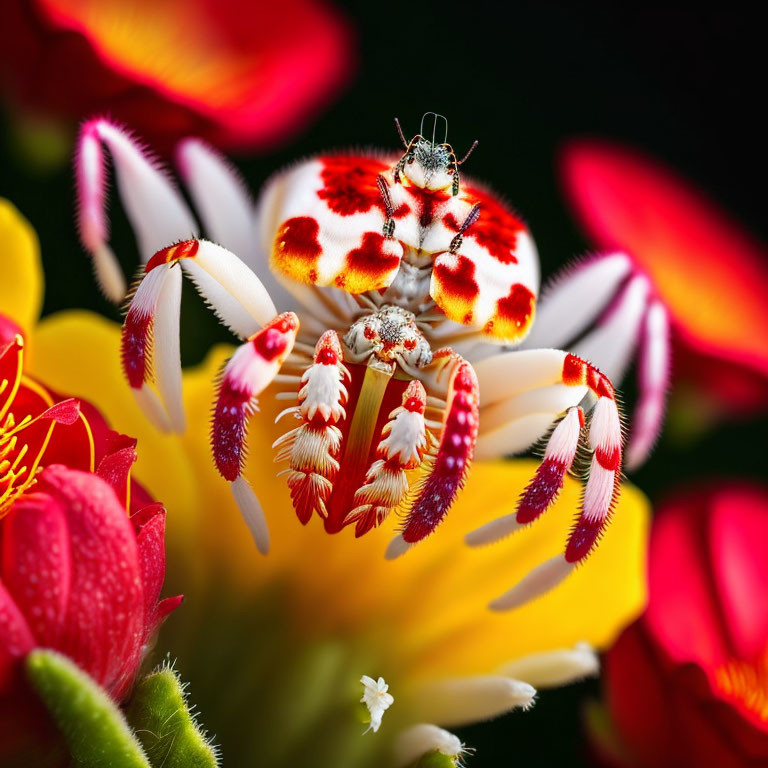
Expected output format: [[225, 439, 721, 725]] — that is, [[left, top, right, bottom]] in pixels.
[[0, 200, 43, 342], [645, 490, 730, 668], [709, 486, 768, 662], [561, 141, 768, 390], [0, 581, 36, 685], [2, 0, 354, 151]]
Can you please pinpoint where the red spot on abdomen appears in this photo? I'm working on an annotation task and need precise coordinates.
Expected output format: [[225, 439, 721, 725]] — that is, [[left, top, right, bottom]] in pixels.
[[460, 184, 525, 265], [432, 255, 480, 311], [274, 217, 323, 283], [487, 284, 535, 339], [318, 155, 391, 216], [340, 233, 402, 293]]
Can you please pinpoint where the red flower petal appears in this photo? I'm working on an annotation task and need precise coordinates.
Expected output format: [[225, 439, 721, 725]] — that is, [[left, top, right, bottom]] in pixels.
[[0, 315, 24, 347], [35, 465, 146, 698], [708, 486, 768, 662], [605, 624, 680, 767], [561, 141, 768, 395], [645, 490, 731, 669], [96, 445, 137, 511], [0, 581, 35, 689], [132, 503, 180, 634], [1, 492, 70, 649], [0, 0, 354, 151]]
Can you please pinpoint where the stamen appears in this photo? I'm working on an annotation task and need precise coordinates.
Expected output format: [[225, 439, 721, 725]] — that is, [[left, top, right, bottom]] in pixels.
[[464, 513, 524, 547], [496, 642, 599, 688], [385, 533, 414, 560], [408, 676, 536, 727], [230, 476, 270, 555], [489, 555, 575, 611]]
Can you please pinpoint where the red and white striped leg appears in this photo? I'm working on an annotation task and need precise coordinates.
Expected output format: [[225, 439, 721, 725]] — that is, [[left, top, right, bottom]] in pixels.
[[121, 238, 278, 433], [387, 351, 479, 559], [273, 331, 349, 525], [211, 313, 299, 553], [345, 380, 429, 537], [468, 350, 623, 609]]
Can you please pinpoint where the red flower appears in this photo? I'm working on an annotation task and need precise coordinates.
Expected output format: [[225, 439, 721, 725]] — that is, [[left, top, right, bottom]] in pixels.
[[602, 484, 768, 768], [0, 319, 181, 762], [561, 141, 768, 416], [0, 0, 354, 152]]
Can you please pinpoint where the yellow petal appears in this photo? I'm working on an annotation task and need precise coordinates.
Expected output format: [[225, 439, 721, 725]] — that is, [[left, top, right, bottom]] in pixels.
[[29, 314, 649, 687], [0, 199, 43, 341], [180, 346, 650, 682]]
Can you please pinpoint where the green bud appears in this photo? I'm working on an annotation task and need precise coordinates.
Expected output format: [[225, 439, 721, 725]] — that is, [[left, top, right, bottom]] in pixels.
[[25, 649, 150, 768], [126, 660, 219, 768], [412, 749, 460, 768]]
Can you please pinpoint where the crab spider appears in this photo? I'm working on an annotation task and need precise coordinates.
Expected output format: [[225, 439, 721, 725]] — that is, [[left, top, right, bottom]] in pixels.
[[75, 115, 670, 607]]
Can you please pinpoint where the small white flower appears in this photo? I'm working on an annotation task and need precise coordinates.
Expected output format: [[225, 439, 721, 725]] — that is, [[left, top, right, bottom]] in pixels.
[[360, 675, 394, 733]]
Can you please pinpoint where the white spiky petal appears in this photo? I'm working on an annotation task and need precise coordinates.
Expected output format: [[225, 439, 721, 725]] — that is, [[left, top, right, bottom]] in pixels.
[[395, 724, 467, 767], [408, 676, 536, 727], [496, 642, 599, 688]]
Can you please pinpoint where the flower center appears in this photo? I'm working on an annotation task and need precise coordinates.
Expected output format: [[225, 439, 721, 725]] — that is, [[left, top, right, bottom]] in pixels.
[[715, 652, 768, 722], [0, 338, 58, 517]]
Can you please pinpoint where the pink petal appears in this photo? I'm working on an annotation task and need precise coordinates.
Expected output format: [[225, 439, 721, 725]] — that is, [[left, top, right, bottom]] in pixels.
[[561, 141, 768, 393], [645, 490, 730, 669], [708, 485, 768, 661]]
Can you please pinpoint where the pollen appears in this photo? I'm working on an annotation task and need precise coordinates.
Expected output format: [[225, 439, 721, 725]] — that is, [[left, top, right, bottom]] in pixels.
[[715, 652, 768, 722]]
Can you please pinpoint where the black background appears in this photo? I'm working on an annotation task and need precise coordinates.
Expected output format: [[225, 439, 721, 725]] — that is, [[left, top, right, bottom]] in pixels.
[[1, 2, 767, 764]]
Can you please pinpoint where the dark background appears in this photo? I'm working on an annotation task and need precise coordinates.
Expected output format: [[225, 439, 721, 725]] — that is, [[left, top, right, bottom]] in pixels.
[[1, 2, 766, 764]]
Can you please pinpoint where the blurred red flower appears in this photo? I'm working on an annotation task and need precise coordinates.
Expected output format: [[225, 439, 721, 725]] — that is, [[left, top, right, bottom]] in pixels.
[[0, 0, 354, 152], [561, 141, 768, 416], [0, 315, 181, 763], [600, 483, 768, 768]]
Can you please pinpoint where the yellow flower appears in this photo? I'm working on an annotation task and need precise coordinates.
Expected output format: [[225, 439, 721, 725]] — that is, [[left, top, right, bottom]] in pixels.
[[3, 199, 651, 764]]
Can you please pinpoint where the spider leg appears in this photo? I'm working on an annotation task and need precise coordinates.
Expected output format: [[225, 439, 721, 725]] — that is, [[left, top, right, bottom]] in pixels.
[[121, 239, 277, 432], [273, 330, 349, 525], [386, 350, 479, 558], [211, 313, 299, 552], [468, 349, 623, 609]]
